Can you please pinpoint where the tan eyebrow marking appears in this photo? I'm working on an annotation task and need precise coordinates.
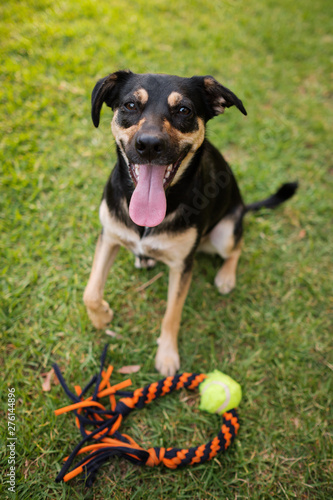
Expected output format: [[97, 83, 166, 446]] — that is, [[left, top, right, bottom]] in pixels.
[[133, 88, 149, 104], [167, 91, 183, 107]]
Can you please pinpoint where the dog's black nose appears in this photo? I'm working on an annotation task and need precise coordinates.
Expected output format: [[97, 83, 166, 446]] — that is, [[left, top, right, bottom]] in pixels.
[[135, 134, 166, 162]]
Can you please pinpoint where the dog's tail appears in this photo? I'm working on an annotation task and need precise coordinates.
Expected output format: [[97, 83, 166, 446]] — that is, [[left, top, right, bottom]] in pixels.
[[244, 182, 298, 213]]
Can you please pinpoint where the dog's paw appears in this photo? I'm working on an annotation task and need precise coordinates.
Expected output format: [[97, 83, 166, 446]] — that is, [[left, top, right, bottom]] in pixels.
[[86, 300, 114, 329], [214, 270, 236, 295], [134, 257, 156, 269], [155, 341, 180, 377]]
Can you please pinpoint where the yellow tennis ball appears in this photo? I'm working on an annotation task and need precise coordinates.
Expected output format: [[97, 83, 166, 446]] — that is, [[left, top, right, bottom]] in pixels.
[[199, 370, 242, 414]]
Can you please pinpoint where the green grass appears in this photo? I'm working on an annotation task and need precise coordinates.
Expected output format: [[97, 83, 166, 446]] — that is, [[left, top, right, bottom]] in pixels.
[[1, 0, 332, 498]]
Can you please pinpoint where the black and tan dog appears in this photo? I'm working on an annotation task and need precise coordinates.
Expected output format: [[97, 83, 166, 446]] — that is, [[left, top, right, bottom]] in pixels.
[[83, 70, 297, 376]]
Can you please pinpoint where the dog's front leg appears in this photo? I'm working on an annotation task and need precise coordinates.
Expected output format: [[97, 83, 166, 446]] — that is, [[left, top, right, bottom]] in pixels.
[[83, 233, 119, 329], [155, 265, 193, 376]]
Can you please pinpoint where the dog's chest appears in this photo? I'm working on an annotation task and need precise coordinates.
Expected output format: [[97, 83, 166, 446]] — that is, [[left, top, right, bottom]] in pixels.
[[99, 200, 197, 267]]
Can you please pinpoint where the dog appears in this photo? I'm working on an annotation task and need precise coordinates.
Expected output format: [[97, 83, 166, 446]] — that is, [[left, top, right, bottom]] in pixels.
[[83, 70, 297, 376]]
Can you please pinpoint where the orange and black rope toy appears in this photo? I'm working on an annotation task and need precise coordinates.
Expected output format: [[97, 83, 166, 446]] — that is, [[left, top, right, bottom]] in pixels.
[[53, 345, 240, 486]]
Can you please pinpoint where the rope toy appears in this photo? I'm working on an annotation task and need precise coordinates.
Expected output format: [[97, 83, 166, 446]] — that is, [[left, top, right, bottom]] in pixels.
[[53, 345, 241, 486]]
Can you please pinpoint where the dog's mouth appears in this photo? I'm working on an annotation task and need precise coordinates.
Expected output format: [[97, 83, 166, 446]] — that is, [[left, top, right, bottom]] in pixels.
[[128, 156, 183, 189], [128, 152, 187, 228]]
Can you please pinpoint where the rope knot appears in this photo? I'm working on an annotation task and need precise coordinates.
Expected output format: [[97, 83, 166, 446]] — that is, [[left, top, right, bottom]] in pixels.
[[146, 447, 166, 466]]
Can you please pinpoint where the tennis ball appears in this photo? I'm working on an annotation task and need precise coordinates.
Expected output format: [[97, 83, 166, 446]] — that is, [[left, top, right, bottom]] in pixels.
[[199, 370, 242, 414]]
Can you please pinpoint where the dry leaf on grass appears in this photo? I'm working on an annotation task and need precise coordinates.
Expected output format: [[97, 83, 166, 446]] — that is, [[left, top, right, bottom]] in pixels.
[[117, 365, 141, 374], [41, 368, 55, 392]]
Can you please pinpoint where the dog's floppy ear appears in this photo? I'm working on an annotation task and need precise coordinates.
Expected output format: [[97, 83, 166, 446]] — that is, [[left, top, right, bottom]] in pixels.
[[200, 76, 247, 119], [91, 70, 132, 127]]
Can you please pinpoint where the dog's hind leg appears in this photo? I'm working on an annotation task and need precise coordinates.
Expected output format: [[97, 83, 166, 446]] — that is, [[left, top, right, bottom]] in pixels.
[[214, 242, 242, 294], [155, 266, 193, 376], [83, 233, 119, 329], [207, 214, 243, 295]]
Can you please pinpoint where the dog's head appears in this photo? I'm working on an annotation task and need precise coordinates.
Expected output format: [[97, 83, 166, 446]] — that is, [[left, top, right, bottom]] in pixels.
[[92, 71, 246, 227]]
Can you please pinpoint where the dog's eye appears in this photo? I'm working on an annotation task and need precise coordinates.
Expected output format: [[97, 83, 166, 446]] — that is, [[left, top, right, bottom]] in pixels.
[[178, 106, 191, 116], [124, 102, 136, 111]]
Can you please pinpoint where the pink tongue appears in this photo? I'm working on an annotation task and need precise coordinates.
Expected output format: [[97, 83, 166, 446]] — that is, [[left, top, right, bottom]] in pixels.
[[129, 164, 167, 227]]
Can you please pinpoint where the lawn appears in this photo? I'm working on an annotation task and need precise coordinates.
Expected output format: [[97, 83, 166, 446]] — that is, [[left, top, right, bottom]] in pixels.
[[1, 0, 332, 498]]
